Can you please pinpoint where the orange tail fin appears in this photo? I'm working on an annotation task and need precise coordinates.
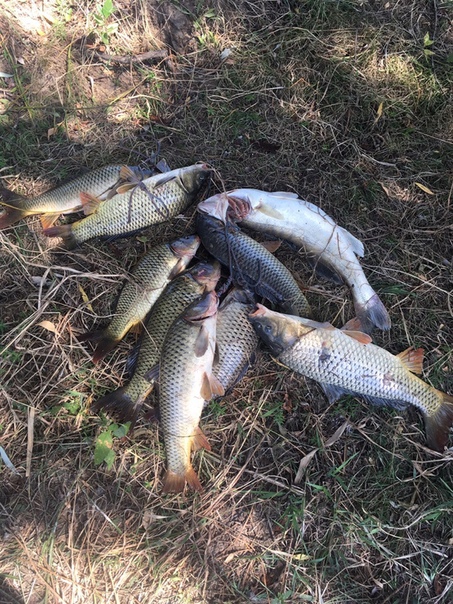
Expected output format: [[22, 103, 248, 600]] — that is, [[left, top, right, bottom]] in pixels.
[[162, 467, 203, 494], [424, 391, 453, 452]]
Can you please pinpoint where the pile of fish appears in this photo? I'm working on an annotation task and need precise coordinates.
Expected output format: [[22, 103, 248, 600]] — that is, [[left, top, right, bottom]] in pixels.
[[1, 161, 452, 494]]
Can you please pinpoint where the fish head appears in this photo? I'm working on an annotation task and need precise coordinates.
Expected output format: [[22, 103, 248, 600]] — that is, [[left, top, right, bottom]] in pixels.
[[248, 304, 299, 355], [184, 291, 219, 323], [197, 192, 231, 222], [178, 163, 212, 196], [190, 261, 221, 292], [170, 234, 201, 260], [225, 188, 266, 221]]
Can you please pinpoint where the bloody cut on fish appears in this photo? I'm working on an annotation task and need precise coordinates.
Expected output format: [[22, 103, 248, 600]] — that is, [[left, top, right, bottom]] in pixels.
[[249, 304, 453, 452]]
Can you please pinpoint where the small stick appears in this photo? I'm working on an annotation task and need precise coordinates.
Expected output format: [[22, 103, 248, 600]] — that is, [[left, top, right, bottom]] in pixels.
[[26, 406, 35, 478], [93, 49, 168, 64]]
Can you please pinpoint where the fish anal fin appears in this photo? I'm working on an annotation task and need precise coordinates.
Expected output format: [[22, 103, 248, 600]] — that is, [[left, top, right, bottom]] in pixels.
[[424, 391, 453, 452], [342, 330, 372, 345], [80, 192, 102, 215], [192, 426, 211, 451], [261, 240, 282, 253], [397, 347, 424, 375], [40, 213, 61, 229]]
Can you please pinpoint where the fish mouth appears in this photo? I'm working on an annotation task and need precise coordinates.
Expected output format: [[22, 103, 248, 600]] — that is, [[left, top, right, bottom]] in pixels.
[[170, 234, 200, 257], [185, 290, 219, 322], [248, 304, 268, 320], [193, 261, 221, 291]]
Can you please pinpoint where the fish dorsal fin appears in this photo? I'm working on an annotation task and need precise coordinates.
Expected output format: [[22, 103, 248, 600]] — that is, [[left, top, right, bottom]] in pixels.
[[397, 347, 424, 374], [40, 213, 61, 229], [192, 426, 211, 451], [120, 165, 137, 181], [337, 226, 365, 258], [261, 240, 282, 253], [80, 192, 102, 215], [156, 159, 171, 173], [194, 326, 209, 357], [258, 203, 284, 220], [342, 330, 372, 345]]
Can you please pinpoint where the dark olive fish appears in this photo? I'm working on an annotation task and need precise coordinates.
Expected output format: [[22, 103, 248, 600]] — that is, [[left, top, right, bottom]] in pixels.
[[195, 211, 312, 317]]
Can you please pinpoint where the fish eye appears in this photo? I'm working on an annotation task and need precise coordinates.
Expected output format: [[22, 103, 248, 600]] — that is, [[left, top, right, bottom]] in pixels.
[[264, 325, 272, 335]]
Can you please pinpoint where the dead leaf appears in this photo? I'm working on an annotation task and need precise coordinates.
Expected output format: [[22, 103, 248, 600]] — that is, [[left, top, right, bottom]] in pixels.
[[374, 101, 384, 123], [415, 182, 434, 195], [37, 320, 58, 334], [325, 420, 350, 447], [78, 284, 94, 312], [294, 448, 318, 484], [142, 509, 167, 529]]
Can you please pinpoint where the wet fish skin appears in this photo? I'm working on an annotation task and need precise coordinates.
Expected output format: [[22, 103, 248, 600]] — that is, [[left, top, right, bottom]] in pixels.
[[198, 189, 390, 333], [91, 261, 221, 424], [43, 164, 211, 247], [249, 304, 453, 452], [213, 288, 259, 394], [0, 165, 152, 229], [159, 290, 223, 493], [79, 234, 200, 363], [195, 211, 312, 318]]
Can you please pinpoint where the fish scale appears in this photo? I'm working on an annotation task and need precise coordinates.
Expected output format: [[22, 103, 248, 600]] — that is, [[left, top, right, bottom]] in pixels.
[[195, 212, 312, 317], [91, 262, 220, 423], [79, 235, 200, 363], [249, 305, 453, 451], [44, 164, 211, 247], [213, 289, 259, 393]]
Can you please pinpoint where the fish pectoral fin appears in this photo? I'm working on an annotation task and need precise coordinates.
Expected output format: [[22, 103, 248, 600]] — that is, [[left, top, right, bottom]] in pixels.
[[192, 426, 211, 451], [261, 240, 282, 253], [269, 191, 299, 198], [40, 213, 61, 229], [320, 383, 350, 404], [120, 165, 138, 182], [208, 372, 225, 397], [258, 202, 284, 220], [342, 330, 372, 345], [201, 372, 214, 400], [154, 172, 177, 188], [116, 183, 136, 194], [144, 363, 159, 382], [341, 317, 366, 333], [397, 347, 424, 375], [194, 326, 210, 357], [80, 192, 103, 215], [168, 258, 186, 280]]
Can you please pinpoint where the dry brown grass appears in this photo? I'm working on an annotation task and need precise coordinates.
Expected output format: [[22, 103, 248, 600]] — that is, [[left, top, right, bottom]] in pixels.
[[1, 0, 452, 603]]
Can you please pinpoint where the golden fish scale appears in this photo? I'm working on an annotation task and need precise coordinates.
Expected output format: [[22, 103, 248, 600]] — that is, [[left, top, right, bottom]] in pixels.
[[71, 178, 192, 243], [122, 274, 207, 403], [104, 243, 182, 343], [279, 327, 442, 416], [23, 165, 124, 214], [214, 297, 259, 392], [159, 315, 216, 477]]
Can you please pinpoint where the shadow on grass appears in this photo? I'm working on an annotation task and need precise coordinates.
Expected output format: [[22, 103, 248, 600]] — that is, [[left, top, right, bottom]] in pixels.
[[0, 576, 25, 604]]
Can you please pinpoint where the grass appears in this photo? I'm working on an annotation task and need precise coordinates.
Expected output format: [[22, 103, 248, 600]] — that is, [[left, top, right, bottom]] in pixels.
[[0, 0, 452, 602]]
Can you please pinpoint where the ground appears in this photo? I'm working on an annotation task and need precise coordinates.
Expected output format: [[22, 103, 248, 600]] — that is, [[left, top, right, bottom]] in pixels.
[[0, 0, 452, 603]]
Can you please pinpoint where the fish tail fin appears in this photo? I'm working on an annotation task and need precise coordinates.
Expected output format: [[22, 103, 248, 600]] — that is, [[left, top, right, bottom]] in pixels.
[[355, 292, 391, 333], [162, 467, 203, 494], [0, 188, 28, 229], [77, 329, 119, 364], [424, 391, 453, 452], [43, 224, 77, 249], [91, 386, 144, 424]]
